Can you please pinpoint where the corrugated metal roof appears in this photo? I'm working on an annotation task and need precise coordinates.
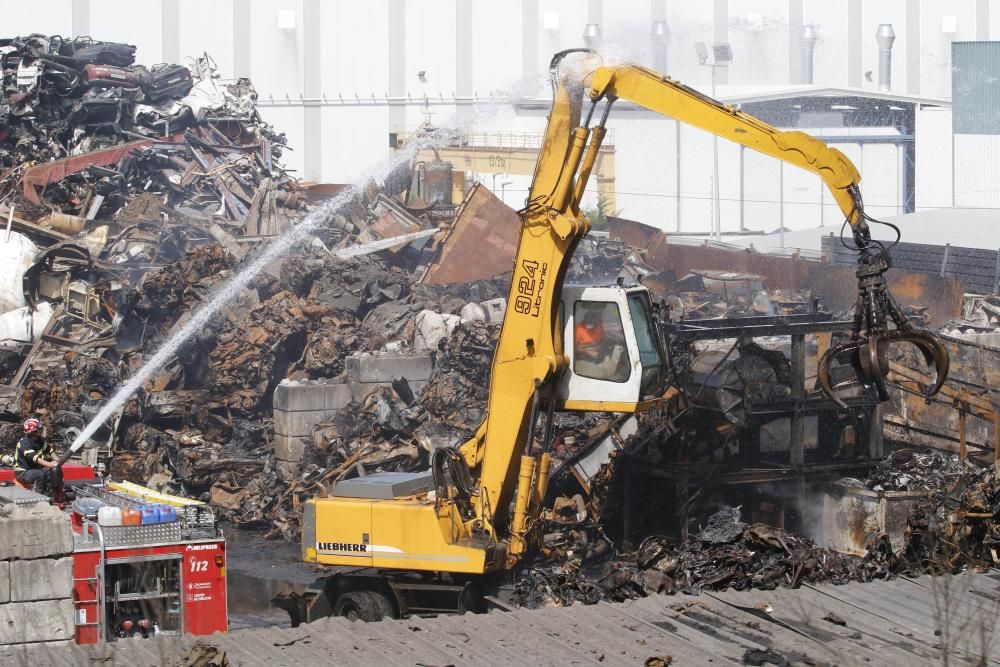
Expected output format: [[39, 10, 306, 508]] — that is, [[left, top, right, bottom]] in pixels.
[[7, 572, 999, 666]]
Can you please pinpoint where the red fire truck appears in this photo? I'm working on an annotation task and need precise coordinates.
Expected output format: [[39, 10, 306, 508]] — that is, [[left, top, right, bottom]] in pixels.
[[0, 466, 228, 643]]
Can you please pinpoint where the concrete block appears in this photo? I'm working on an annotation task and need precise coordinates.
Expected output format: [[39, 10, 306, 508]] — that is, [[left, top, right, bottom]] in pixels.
[[0, 599, 74, 645], [0, 562, 9, 604], [273, 381, 354, 412], [274, 408, 336, 438], [346, 352, 433, 384], [10, 558, 72, 602], [348, 380, 426, 403], [274, 433, 308, 462], [0, 503, 73, 560]]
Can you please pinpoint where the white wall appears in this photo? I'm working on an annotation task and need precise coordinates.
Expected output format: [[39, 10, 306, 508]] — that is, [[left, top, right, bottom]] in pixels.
[[915, 106, 953, 210], [0, 0, 71, 36], [955, 134, 1000, 207]]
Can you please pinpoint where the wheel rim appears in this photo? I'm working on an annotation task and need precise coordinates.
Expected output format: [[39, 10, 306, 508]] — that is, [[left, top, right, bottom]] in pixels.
[[343, 606, 360, 621]]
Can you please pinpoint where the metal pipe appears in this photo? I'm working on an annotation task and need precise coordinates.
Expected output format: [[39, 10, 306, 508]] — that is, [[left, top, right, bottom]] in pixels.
[[959, 410, 967, 461], [256, 94, 508, 108], [876, 24, 895, 91], [801, 25, 817, 84], [675, 121, 682, 232], [85, 519, 107, 643], [739, 145, 745, 231], [779, 162, 785, 248], [652, 20, 669, 73], [711, 65, 720, 241]]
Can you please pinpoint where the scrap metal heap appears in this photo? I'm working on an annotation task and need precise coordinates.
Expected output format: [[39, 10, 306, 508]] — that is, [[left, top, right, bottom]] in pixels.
[[510, 444, 1000, 608], [0, 35, 300, 228]]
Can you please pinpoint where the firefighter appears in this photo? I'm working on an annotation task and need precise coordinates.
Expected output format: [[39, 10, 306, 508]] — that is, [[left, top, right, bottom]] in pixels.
[[14, 418, 57, 493]]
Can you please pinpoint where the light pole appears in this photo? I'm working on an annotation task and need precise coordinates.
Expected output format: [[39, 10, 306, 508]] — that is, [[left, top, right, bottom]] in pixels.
[[696, 42, 732, 242], [651, 20, 669, 73], [501, 180, 513, 206]]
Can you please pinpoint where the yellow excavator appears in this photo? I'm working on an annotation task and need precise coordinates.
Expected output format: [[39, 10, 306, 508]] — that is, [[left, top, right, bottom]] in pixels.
[[282, 50, 949, 623]]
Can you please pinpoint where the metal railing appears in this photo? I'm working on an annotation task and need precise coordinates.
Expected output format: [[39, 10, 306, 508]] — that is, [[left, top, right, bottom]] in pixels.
[[398, 129, 615, 151]]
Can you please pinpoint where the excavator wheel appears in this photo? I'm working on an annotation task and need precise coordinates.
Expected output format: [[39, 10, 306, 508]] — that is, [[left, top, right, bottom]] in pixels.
[[368, 590, 396, 620], [334, 591, 393, 622]]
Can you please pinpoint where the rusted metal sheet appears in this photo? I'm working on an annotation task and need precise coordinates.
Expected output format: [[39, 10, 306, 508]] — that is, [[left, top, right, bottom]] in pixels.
[[885, 335, 1000, 458], [822, 483, 927, 556], [610, 227, 964, 327], [362, 194, 427, 253], [22, 140, 153, 204], [608, 216, 659, 250], [421, 183, 520, 285]]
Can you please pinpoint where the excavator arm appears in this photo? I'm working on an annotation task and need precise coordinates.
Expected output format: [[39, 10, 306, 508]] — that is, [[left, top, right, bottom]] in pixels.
[[586, 65, 863, 229], [582, 60, 948, 407]]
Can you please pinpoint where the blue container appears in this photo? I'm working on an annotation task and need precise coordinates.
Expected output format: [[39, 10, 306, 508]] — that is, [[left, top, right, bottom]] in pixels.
[[140, 505, 161, 525], [156, 505, 177, 523]]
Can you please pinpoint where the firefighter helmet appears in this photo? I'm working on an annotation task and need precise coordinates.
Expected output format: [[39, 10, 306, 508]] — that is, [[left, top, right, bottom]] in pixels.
[[22, 418, 42, 434]]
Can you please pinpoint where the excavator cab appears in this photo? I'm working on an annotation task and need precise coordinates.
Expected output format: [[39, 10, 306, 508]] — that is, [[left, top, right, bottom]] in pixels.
[[557, 285, 667, 411]]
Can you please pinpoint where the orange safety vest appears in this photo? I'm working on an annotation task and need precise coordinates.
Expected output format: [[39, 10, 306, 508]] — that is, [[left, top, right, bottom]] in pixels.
[[575, 322, 604, 346]]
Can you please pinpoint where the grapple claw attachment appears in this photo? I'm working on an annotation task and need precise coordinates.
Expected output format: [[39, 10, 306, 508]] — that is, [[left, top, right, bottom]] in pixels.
[[885, 329, 950, 398], [817, 241, 950, 408], [818, 330, 949, 408], [817, 337, 886, 408]]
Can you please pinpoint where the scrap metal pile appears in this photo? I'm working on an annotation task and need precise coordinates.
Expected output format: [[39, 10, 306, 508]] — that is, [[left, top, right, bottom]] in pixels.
[[511, 445, 1000, 609], [0, 34, 301, 232], [864, 449, 1000, 572], [513, 507, 893, 608], [0, 33, 505, 539], [38, 245, 509, 539]]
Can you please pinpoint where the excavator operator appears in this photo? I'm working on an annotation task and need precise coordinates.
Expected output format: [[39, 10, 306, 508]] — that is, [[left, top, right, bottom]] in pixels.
[[574, 304, 629, 382], [574, 309, 606, 357]]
